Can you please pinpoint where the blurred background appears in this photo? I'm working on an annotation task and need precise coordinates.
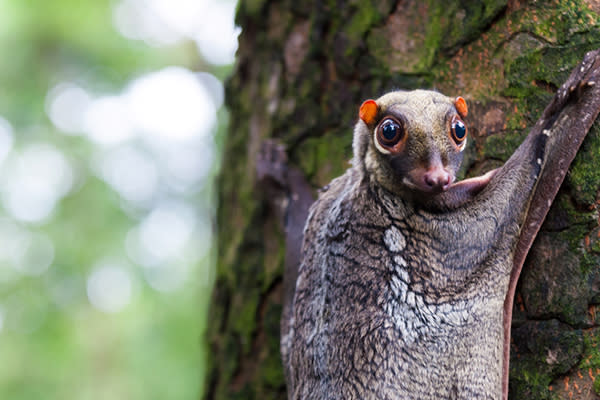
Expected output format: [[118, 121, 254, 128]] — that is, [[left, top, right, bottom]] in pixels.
[[0, 0, 237, 398]]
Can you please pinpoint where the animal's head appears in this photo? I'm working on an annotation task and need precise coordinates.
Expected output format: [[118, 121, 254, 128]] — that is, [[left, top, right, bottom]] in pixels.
[[353, 90, 468, 199]]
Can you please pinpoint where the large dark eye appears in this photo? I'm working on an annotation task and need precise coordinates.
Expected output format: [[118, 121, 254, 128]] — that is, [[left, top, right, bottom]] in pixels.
[[450, 115, 467, 147], [377, 118, 404, 147]]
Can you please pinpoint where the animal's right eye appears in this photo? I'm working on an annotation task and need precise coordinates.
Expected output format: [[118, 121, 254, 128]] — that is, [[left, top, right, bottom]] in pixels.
[[377, 118, 405, 148], [450, 114, 468, 149]]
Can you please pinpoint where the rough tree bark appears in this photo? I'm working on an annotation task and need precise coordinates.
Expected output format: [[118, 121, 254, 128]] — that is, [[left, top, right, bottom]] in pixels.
[[206, 1, 600, 399]]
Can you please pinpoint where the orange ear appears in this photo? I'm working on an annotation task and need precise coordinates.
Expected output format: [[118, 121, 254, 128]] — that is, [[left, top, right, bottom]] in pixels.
[[359, 99, 378, 125], [454, 96, 468, 118]]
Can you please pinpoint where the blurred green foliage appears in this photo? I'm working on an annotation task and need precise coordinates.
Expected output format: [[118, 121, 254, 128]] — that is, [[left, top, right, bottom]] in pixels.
[[0, 1, 228, 399]]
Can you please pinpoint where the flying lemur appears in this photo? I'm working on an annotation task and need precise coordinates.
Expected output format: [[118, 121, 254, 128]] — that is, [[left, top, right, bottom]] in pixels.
[[278, 50, 600, 400]]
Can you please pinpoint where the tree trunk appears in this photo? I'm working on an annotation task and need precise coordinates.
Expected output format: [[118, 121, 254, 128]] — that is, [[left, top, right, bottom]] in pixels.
[[206, 1, 600, 399]]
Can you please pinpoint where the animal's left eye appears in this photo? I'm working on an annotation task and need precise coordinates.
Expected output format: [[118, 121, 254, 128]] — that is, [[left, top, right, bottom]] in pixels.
[[450, 115, 467, 147]]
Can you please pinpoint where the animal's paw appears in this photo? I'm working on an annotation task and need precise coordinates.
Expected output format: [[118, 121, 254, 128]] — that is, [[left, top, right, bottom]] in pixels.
[[580, 49, 600, 85], [561, 49, 600, 101], [256, 139, 288, 187]]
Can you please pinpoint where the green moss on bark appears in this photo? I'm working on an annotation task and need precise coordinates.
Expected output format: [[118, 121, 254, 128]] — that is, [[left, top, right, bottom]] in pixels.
[[292, 129, 353, 187], [568, 123, 600, 207], [510, 321, 583, 399], [428, 0, 508, 53]]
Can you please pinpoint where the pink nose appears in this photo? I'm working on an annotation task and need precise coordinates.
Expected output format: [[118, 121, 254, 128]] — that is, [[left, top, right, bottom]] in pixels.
[[424, 167, 451, 190]]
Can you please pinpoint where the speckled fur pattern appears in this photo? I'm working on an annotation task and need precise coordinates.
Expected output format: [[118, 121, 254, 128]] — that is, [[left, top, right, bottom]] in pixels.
[[281, 90, 542, 399]]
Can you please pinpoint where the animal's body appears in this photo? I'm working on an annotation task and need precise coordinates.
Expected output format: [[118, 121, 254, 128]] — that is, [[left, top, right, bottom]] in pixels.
[[280, 51, 600, 400], [282, 90, 528, 399]]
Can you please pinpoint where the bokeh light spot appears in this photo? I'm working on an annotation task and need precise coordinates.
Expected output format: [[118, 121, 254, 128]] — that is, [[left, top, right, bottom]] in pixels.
[[138, 200, 196, 263], [46, 83, 92, 135], [126, 66, 216, 141], [95, 145, 159, 206], [1, 144, 73, 223], [86, 262, 133, 313], [84, 95, 136, 145], [193, 1, 240, 65]]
